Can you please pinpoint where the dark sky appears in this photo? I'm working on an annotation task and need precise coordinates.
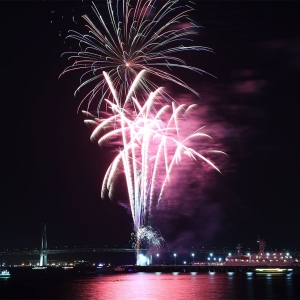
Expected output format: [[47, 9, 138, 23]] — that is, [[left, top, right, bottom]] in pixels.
[[1, 1, 300, 253]]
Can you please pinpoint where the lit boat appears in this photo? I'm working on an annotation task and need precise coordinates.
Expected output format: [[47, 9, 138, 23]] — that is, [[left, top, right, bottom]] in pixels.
[[0, 269, 11, 277], [225, 237, 298, 267], [255, 268, 293, 274], [62, 266, 73, 270], [95, 264, 115, 274], [32, 266, 47, 270], [114, 266, 125, 272]]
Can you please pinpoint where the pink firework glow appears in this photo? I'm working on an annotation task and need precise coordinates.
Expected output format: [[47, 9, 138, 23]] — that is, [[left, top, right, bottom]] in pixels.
[[83, 71, 226, 248], [61, 1, 226, 251]]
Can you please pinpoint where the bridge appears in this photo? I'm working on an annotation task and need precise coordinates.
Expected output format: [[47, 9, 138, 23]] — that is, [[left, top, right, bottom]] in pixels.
[[1, 247, 144, 256], [1, 224, 299, 266], [1, 247, 244, 255]]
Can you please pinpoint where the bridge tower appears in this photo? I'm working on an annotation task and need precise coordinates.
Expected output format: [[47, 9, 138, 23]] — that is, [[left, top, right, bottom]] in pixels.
[[39, 223, 47, 266]]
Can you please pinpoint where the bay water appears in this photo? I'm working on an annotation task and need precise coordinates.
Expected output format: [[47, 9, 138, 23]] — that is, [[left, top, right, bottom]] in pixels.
[[1, 271, 299, 299]]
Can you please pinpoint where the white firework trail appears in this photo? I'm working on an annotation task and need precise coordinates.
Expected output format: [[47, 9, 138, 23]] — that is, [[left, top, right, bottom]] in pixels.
[[84, 71, 225, 249]]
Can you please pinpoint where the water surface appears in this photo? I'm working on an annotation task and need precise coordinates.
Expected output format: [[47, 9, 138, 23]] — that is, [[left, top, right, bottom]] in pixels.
[[1, 272, 299, 299]]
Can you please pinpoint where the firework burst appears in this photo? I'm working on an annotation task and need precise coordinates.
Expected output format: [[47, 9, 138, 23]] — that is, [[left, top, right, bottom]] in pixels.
[[83, 71, 225, 249], [61, 1, 226, 255], [60, 0, 214, 112]]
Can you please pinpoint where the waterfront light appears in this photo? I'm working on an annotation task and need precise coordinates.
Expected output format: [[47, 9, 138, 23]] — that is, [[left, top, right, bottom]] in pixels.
[[156, 253, 160, 264], [174, 253, 177, 265], [210, 253, 213, 257], [183, 261, 186, 264], [228, 253, 232, 256], [218, 258, 222, 262], [192, 253, 195, 263], [137, 254, 148, 266], [208, 257, 210, 261]]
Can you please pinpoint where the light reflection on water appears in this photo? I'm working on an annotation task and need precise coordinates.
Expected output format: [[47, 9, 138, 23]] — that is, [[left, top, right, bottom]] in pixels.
[[81, 273, 229, 300], [66, 273, 299, 300], [1, 272, 299, 299]]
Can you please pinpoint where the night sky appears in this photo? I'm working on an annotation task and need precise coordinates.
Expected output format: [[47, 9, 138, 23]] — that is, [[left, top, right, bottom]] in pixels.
[[1, 1, 300, 253]]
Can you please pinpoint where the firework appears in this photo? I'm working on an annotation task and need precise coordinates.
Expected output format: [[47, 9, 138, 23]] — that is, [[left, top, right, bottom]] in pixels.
[[60, 0, 214, 112], [131, 226, 165, 250], [83, 71, 225, 249], [61, 1, 225, 254]]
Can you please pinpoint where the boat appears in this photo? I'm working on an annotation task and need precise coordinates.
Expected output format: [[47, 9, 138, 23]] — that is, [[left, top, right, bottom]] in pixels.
[[95, 264, 115, 275], [224, 237, 298, 267], [255, 268, 293, 274], [114, 266, 125, 272], [0, 269, 11, 278], [32, 266, 47, 270]]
